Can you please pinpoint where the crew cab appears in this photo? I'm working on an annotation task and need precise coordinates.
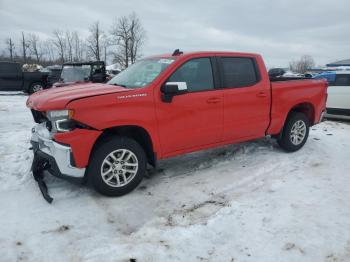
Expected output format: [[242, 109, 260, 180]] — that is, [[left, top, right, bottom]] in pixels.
[[27, 50, 327, 200], [53, 61, 106, 88], [0, 61, 49, 93]]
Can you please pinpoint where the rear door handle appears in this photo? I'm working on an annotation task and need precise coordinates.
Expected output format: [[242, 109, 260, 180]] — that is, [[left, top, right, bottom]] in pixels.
[[256, 91, 267, 98], [206, 97, 221, 104]]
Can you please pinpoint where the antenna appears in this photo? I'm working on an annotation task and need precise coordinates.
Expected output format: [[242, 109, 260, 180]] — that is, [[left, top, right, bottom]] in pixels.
[[172, 49, 183, 56]]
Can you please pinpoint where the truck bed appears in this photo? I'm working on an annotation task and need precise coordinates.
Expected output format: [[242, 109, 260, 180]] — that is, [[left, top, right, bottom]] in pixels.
[[269, 76, 311, 82], [267, 78, 327, 135]]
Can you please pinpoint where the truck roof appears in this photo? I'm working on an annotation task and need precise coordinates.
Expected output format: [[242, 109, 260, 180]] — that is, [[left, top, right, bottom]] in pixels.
[[146, 51, 261, 60], [63, 61, 105, 66]]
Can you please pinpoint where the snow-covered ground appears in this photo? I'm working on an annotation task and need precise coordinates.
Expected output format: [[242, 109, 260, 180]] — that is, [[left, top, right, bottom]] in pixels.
[[1, 93, 350, 262]]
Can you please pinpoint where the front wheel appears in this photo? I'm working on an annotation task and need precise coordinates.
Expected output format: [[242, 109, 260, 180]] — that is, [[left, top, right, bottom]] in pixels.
[[277, 112, 310, 152], [87, 137, 147, 196]]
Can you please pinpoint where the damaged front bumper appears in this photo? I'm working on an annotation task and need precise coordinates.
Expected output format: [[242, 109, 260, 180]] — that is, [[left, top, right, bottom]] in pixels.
[[30, 123, 86, 203]]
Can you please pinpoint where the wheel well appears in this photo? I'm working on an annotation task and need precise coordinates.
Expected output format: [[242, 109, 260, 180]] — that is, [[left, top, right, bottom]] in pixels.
[[288, 103, 315, 125], [94, 125, 156, 167]]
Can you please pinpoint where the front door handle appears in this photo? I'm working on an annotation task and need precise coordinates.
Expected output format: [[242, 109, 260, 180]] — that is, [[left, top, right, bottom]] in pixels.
[[206, 97, 221, 104], [256, 91, 267, 98]]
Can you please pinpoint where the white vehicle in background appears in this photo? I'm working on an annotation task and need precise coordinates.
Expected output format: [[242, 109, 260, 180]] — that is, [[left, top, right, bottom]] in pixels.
[[315, 71, 350, 119]]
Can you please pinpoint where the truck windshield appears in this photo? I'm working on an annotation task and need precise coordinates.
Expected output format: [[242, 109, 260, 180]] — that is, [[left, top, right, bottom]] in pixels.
[[60, 65, 91, 82], [107, 58, 175, 88]]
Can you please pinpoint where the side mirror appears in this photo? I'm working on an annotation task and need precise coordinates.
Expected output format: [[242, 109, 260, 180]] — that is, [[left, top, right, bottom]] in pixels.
[[161, 82, 187, 103]]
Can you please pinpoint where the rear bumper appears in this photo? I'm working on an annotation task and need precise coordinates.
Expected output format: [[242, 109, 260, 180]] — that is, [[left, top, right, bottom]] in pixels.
[[30, 123, 86, 180], [320, 110, 326, 122]]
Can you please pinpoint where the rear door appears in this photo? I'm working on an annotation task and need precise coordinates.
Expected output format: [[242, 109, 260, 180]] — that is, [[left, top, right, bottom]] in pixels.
[[218, 56, 270, 141], [155, 57, 224, 155], [327, 74, 350, 110], [0, 62, 22, 91]]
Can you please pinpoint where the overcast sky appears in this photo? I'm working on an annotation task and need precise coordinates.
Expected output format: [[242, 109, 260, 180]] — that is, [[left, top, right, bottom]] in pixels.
[[0, 0, 349, 67]]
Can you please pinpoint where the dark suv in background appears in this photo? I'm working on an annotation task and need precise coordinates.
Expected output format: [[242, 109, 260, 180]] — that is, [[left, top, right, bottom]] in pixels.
[[42, 65, 62, 87]]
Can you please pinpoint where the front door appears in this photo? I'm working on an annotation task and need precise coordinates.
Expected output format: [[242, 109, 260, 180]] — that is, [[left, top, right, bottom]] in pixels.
[[155, 57, 223, 155]]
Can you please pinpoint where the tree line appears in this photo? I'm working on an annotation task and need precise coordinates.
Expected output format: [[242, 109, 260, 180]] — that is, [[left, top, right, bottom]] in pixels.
[[289, 55, 315, 74], [1, 12, 146, 68]]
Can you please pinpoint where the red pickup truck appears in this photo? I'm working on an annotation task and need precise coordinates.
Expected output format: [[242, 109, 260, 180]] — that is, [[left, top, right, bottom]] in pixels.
[[27, 50, 327, 201]]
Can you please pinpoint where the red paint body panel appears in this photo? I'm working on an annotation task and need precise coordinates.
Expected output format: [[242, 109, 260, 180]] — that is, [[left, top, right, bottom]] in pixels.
[[268, 79, 328, 135], [26, 51, 327, 168], [54, 129, 102, 168], [26, 83, 129, 111]]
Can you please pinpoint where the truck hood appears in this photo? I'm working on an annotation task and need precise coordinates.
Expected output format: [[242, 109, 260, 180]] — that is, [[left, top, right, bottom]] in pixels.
[[27, 83, 130, 111]]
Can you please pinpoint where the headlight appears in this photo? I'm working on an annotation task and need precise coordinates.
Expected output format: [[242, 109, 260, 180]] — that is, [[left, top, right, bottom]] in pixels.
[[46, 110, 75, 132], [55, 119, 76, 132], [46, 110, 74, 120]]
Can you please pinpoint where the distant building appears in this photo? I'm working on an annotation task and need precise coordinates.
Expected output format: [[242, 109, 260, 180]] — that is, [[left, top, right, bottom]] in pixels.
[[326, 59, 350, 67]]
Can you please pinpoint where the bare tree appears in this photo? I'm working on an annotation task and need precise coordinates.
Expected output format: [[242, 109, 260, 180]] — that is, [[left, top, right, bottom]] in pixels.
[[289, 55, 315, 74], [72, 31, 84, 61], [110, 13, 146, 68], [111, 16, 130, 68], [52, 30, 66, 63], [28, 33, 44, 62], [43, 40, 56, 62], [65, 31, 74, 62], [21, 32, 30, 63], [86, 21, 104, 61], [5, 38, 15, 60], [128, 12, 146, 64]]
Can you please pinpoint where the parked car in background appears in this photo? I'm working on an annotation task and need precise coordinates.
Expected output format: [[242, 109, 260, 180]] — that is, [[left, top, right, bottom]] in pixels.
[[53, 61, 106, 88], [41, 65, 62, 87], [314, 71, 350, 118], [27, 50, 327, 201], [106, 63, 121, 80], [0, 61, 49, 93]]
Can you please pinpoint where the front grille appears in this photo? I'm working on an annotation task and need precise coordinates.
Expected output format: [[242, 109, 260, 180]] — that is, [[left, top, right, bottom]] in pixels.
[[31, 110, 47, 123]]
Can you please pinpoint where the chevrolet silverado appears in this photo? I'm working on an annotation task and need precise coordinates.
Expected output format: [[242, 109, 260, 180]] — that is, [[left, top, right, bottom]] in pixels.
[[26, 50, 328, 202]]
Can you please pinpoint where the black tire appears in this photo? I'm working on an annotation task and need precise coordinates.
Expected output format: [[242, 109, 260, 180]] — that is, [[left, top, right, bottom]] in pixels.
[[277, 112, 310, 152], [29, 82, 44, 94], [87, 136, 147, 196]]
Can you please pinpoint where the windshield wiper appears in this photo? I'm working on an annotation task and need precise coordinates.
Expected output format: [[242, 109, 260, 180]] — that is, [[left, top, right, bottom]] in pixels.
[[111, 83, 127, 88]]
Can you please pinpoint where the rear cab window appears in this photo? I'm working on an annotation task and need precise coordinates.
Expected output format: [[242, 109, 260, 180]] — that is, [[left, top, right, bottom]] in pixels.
[[219, 57, 260, 88], [0, 62, 20, 75]]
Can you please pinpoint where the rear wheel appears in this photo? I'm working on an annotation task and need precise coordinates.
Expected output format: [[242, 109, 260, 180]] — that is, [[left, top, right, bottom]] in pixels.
[[277, 112, 310, 152], [29, 82, 44, 94], [88, 136, 147, 196]]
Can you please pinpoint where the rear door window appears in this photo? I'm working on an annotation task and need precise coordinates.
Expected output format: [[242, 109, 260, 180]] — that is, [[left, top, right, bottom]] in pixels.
[[220, 57, 259, 88], [333, 74, 350, 86]]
